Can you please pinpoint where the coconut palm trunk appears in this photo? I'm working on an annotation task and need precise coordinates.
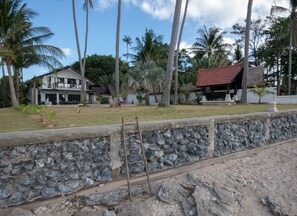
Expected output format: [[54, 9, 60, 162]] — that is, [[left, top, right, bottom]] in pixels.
[[174, 0, 189, 105], [241, 0, 253, 103], [72, 0, 84, 102], [288, 19, 293, 95], [5, 58, 19, 107], [72, 0, 93, 104], [1, 60, 4, 78], [115, 0, 122, 106], [13, 67, 20, 101], [82, 0, 91, 102], [159, 0, 182, 106]]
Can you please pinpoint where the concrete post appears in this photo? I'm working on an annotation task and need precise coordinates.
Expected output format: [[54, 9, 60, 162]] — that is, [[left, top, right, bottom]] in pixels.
[[109, 133, 122, 179], [265, 115, 271, 144], [268, 101, 278, 112], [208, 119, 215, 157], [56, 92, 59, 104]]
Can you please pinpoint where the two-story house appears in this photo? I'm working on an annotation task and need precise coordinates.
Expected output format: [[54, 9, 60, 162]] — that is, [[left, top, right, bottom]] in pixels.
[[28, 67, 94, 105]]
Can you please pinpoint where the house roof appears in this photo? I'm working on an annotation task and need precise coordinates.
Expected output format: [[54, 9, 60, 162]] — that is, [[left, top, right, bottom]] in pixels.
[[33, 67, 94, 85], [196, 63, 243, 87], [91, 86, 108, 94], [247, 66, 264, 87]]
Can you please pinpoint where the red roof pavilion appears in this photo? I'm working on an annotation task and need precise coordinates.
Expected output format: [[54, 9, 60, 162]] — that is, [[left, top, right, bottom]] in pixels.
[[196, 63, 244, 87]]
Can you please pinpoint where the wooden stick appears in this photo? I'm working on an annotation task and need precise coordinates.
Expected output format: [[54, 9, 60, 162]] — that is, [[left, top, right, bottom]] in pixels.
[[135, 116, 153, 195]]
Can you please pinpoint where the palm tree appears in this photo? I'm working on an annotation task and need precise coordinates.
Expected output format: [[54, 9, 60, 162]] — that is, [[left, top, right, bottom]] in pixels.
[[0, 0, 31, 107], [133, 29, 168, 67], [271, 0, 297, 95], [249, 85, 275, 103], [241, 0, 253, 103], [174, 0, 189, 105], [123, 35, 132, 62], [115, 0, 121, 106], [0, 0, 64, 107], [159, 0, 182, 107], [192, 26, 231, 68], [127, 61, 165, 105], [72, 0, 93, 104]]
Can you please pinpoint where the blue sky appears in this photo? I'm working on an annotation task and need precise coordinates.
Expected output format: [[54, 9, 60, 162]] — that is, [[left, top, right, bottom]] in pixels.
[[18, 0, 289, 81]]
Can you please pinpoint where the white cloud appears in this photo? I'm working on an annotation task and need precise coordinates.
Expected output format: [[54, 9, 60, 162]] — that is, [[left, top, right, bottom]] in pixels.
[[180, 41, 192, 50], [180, 41, 195, 58], [95, 0, 117, 11], [95, 0, 138, 11], [95, 0, 290, 28], [224, 37, 235, 46], [62, 48, 72, 57]]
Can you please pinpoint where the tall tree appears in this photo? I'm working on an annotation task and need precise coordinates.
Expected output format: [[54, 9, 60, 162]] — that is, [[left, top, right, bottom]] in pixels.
[[0, 0, 64, 107], [260, 17, 289, 94], [1, 59, 4, 78], [159, 0, 182, 106], [241, 0, 254, 103], [133, 29, 168, 68], [231, 18, 266, 66], [233, 44, 243, 63], [123, 35, 132, 62], [115, 0, 121, 106], [192, 25, 231, 68], [127, 61, 165, 105], [174, 0, 189, 105], [271, 0, 297, 95], [71, 0, 93, 104]]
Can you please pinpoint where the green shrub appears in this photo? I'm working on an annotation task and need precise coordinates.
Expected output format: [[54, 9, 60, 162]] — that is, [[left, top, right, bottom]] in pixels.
[[136, 92, 145, 104], [97, 96, 109, 104], [17, 104, 56, 125]]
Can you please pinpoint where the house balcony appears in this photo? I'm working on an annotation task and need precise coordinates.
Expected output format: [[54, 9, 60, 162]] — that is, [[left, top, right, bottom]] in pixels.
[[46, 83, 82, 90]]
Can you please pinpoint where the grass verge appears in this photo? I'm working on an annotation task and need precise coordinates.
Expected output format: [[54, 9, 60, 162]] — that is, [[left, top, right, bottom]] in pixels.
[[1, 104, 297, 133]]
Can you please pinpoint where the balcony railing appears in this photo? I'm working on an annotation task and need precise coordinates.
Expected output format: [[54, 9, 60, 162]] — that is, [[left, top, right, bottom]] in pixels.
[[47, 83, 82, 89]]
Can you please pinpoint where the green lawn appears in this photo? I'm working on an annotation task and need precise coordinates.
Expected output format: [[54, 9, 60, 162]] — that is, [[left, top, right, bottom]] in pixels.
[[1, 104, 297, 133]]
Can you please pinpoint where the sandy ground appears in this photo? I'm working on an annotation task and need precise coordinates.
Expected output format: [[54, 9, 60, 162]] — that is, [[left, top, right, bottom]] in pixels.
[[2, 139, 297, 216]]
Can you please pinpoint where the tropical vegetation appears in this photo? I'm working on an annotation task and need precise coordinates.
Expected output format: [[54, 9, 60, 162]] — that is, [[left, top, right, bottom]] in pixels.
[[0, 0, 64, 107], [249, 85, 275, 104], [1, 0, 297, 108]]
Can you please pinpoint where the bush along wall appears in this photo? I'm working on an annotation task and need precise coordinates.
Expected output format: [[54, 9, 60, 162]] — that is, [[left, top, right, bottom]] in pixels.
[[1, 110, 297, 207]]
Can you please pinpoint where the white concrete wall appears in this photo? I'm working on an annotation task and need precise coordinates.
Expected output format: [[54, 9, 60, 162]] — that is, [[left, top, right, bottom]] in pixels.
[[276, 95, 297, 104], [236, 87, 277, 103], [126, 93, 199, 105], [126, 94, 162, 105]]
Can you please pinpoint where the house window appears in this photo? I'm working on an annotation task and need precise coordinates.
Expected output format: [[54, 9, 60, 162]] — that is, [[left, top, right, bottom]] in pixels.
[[47, 77, 52, 88], [58, 77, 64, 83], [68, 94, 80, 102], [68, 78, 76, 88], [57, 77, 65, 88], [45, 94, 57, 104]]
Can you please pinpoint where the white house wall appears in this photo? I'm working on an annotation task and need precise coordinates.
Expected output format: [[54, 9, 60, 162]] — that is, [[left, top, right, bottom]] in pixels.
[[41, 69, 83, 90]]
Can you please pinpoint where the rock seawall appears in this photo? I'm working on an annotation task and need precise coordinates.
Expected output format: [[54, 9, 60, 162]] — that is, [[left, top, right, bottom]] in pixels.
[[120, 126, 210, 175], [0, 137, 111, 207], [1, 110, 297, 207]]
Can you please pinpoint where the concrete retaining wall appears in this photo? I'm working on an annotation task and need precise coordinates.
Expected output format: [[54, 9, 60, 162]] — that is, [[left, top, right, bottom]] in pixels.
[[1, 110, 297, 207]]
